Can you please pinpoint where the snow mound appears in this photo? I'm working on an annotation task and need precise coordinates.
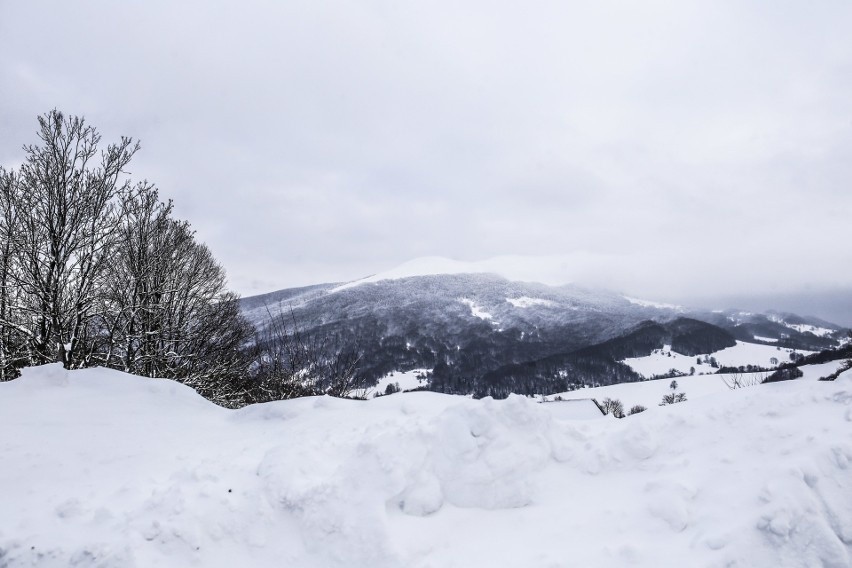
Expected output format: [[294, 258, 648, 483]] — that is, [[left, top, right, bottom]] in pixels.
[[1, 364, 851, 567]]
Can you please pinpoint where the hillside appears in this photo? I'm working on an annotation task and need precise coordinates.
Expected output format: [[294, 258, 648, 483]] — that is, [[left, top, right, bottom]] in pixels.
[[241, 267, 849, 397], [2, 364, 850, 567]]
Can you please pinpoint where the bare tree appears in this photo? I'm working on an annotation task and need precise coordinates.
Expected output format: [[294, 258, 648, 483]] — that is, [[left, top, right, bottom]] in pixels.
[[0, 171, 28, 379], [250, 308, 363, 401], [598, 397, 625, 418], [660, 380, 687, 405], [0, 111, 254, 408], [93, 184, 253, 404], [1, 111, 137, 368]]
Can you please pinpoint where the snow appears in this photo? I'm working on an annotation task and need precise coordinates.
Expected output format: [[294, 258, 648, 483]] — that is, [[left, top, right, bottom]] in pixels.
[[328, 253, 615, 291], [786, 323, 836, 337], [711, 341, 813, 368], [330, 257, 492, 292], [366, 369, 430, 397], [538, 398, 604, 420], [506, 296, 555, 308], [623, 296, 683, 311], [2, 364, 852, 567], [546, 361, 848, 411], [459, 298, 494, 321], [798, 361, 849, 381], [623, 341, 809, 378], [767, 314, 836, 337], [547, 373, 735, 411]]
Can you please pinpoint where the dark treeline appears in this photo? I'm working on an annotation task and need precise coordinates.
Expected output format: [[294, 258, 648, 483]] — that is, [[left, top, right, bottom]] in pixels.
[[0, 111, 358, 407]]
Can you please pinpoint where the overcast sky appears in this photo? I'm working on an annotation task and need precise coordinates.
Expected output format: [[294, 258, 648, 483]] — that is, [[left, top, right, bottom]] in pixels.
[[1, 0, 851, 313]]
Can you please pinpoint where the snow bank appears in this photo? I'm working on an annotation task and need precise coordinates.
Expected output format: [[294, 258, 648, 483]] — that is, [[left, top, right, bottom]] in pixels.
[[2, 364, 851, 567]]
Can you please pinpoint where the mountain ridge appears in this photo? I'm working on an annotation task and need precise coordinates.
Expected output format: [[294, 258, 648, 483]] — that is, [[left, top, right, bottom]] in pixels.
[[241, 270, 849, 397]]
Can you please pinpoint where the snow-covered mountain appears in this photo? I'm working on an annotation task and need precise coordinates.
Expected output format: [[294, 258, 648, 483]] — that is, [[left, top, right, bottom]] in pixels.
[[242, 260, 849, 397], [327, 253, 605, 290]]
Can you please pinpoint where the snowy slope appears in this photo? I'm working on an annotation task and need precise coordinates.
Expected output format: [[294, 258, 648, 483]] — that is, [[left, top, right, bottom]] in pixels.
[[547, 361, 848, 412], [366, 369, 430, 397], [622, 340, 809, 378], [547, 372, 737, 411], [2, 365, 851, 567]]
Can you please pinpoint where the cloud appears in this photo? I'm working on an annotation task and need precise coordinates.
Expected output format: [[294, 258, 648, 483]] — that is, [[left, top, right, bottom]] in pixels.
[[1, 0, 851, 301]]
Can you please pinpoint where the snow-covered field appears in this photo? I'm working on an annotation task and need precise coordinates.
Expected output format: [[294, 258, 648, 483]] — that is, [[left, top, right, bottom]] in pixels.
[[2, 364, 852, 567], [547, 361, 848, 412], [366, 369, 430, 397], [622, 340, 808, 378], [768, 314, 836, 338]]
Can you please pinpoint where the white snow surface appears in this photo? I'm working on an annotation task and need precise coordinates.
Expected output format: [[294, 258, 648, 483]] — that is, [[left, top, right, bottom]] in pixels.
[[547, 373, 735, 411], [459, 298, 494, 320], [767, 314, 836, 338], [2, 364, 852, 567], [546, 361, 848, 412], [798, 361, 849, 381], [786, 323, 836, 338], [506, 296, 556, 308], [622, 341, 810, 379], [538, 398, 605, 420], [366, 369, 430, 397]]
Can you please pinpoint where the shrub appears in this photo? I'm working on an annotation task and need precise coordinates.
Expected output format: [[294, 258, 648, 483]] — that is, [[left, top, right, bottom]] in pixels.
[[660, 380, 687, 405], [598, 397, 625, 418]]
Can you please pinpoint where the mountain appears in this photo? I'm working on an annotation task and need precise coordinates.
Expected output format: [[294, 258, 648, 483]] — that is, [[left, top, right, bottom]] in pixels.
[[241, 263, 849, 398]]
